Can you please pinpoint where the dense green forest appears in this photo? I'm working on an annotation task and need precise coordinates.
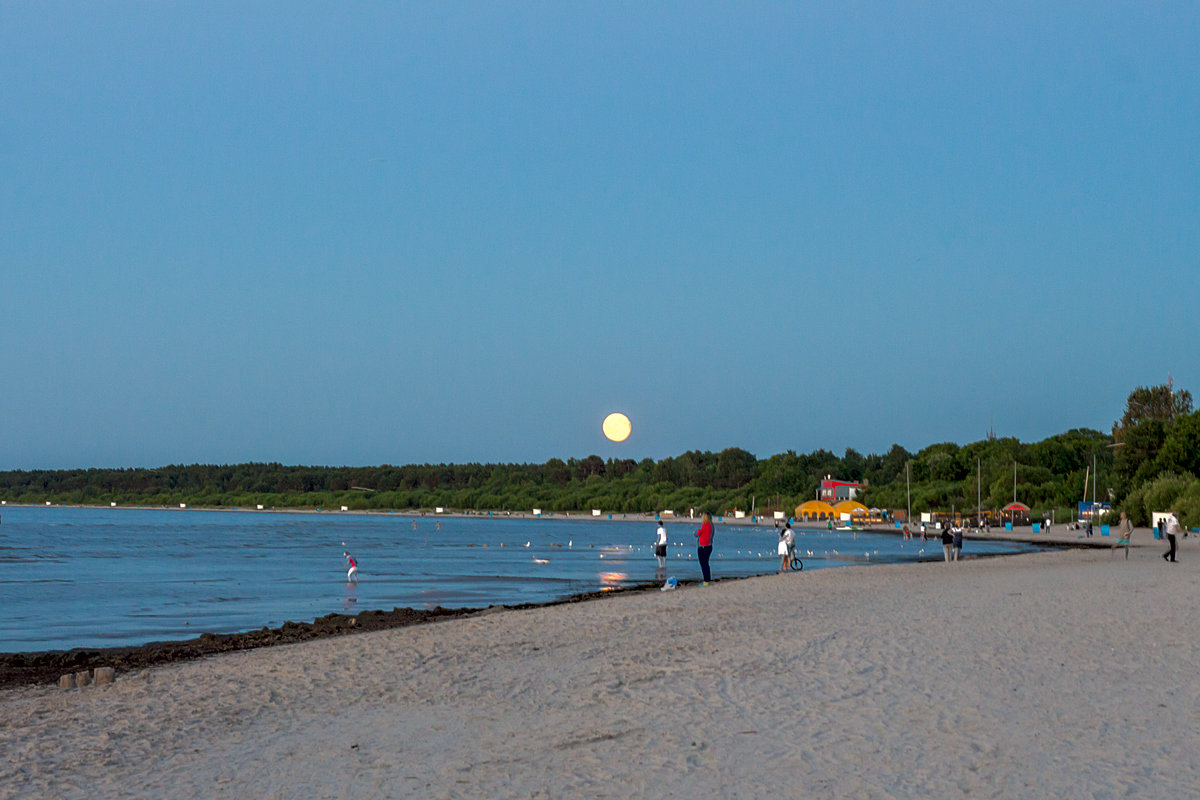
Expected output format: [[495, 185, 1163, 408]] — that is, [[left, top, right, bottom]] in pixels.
[[3, 383, 1197, 527]]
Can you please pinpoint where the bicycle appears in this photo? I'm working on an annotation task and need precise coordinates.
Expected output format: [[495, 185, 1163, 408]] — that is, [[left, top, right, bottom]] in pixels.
[[788, 548, 804, 571]]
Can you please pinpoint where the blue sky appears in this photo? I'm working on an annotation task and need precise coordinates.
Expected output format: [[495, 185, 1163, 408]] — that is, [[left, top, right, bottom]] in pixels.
[[2, 2, 1197, 469]]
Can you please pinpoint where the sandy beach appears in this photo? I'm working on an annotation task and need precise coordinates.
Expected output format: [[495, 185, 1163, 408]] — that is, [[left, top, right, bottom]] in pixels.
[[3, 532, 1197, 799]]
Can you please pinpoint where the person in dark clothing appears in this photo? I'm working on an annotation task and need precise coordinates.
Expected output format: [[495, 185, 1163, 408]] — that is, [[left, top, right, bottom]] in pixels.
[[695, 512, 714, 584], [1163, 513, 1181, 563]]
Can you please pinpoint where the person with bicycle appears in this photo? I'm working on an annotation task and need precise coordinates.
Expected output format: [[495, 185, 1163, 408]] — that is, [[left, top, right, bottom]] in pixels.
[[783, 521, 796, 561]]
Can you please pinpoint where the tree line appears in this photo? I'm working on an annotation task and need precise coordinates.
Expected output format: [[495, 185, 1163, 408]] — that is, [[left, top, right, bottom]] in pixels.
[[2, 382, 1195, 526]]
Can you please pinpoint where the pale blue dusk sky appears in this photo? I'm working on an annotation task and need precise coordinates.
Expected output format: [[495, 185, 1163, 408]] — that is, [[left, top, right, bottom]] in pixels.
[[2, 2, 1197, 470]]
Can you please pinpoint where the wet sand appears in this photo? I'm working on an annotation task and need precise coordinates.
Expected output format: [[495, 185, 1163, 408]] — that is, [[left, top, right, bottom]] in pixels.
[[2, 532, 1197, 798]]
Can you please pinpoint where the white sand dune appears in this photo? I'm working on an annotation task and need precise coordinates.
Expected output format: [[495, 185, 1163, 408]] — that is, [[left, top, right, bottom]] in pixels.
[[3, 534, 1198, 799]]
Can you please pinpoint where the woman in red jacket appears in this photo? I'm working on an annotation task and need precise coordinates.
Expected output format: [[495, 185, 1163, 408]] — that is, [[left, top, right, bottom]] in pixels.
[[695, 512, 714, 584]]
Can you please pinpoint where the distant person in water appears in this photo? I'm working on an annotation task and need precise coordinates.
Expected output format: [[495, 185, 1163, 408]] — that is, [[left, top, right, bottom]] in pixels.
[[344, 550, 358, 582], [695, 512, 714, 584], [654, 522, 668, 570]]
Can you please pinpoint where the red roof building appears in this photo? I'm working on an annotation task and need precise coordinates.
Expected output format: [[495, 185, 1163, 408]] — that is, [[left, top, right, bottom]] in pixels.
[[819, 477, 862, 503]]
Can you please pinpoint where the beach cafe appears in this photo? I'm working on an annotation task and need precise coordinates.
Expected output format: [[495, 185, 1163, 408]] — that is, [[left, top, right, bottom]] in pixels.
[[795, 500, 837, 521], [833, 500, 870, 521], [796, 500, 894, 525], [1002, 502, 1031, 525], [796, 499, 878, 523]]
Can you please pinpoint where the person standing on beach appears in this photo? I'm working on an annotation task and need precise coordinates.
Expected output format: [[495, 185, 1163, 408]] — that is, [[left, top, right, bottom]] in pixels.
[[654, 522, 668, 570], [778, 530, 789, 572], [783, 522, 796, 564], [1163, 513, 1181, 562], [695, 512, 714, 584], [1112, 511, 1135, 559], [952, 524, 963, 561], [941, 525, 953, 562]]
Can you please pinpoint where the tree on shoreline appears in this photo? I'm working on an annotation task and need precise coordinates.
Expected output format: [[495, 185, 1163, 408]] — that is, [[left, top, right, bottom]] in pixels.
[[1111, 382, 1196, 512], [3, 383, 1193, 527]]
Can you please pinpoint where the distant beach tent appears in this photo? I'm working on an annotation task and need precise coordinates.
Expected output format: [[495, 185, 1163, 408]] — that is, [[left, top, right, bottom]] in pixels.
[[834, 500, 869, 518], [1003, 501, 1032, 524], [796, 500, 838, 521]]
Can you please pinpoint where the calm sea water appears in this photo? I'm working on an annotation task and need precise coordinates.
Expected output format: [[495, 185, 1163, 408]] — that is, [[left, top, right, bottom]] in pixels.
[[0, 506, 1038, 652]]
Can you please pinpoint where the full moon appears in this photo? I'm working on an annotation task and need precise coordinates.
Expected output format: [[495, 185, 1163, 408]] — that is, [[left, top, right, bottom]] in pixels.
[[602, 412, 632, 442]]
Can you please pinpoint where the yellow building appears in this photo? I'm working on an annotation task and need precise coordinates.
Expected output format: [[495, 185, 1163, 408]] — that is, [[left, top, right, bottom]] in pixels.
[[834, 500, 869, 519], [796, 500, 838, 521]]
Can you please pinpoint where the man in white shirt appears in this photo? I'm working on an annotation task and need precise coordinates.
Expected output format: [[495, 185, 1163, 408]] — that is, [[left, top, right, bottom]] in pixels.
[[1163, 513, 1182, 563], [654, 523, 668, 569]]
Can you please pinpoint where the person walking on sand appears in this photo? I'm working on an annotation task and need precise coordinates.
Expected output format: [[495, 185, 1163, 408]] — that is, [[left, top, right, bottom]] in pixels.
[[1163, 512, 1181, 563], [941, 525, 954, 563], [695, 512, 715, 584], [1112, 511, 1134, 559], [952, 524, 963, 561], [778, 530, 790, 572], [654, 521, 668, 570]]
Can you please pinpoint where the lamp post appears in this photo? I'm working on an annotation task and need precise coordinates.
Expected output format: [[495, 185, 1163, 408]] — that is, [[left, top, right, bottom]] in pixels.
[[906, 460, 911, 532]]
